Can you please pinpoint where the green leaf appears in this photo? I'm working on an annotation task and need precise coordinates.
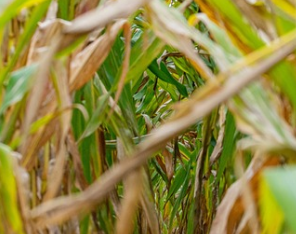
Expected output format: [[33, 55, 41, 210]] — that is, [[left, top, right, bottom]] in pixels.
[[216, 111, 236, 181], [149, 60, 188, 97], [166, 165, 187, 201], [128, 32, 165, 86], [169, 158, 192, 230], [0, 65, 37, 115], [58, 0, 69, 20], [79, 93, 110, 141]]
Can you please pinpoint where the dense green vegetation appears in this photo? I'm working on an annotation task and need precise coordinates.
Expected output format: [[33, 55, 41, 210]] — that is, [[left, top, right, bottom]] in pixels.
[[0, 0, 296, 233]]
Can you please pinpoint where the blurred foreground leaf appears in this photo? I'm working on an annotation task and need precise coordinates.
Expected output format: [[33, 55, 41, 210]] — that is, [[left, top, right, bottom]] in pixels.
[[0, 144, 24, 234], [262, 167, 296, 233]]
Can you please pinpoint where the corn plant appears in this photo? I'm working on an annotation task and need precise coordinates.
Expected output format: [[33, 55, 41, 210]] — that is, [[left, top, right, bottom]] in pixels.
[[0, 0, 296, 233]]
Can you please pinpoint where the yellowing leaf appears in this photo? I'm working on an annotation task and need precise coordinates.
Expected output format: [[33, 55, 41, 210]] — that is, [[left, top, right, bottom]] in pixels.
[[0, 144, 24, 234], [19, 0, 48, 8], [271, 0, 296, 19], [260, 176, 284, 234]]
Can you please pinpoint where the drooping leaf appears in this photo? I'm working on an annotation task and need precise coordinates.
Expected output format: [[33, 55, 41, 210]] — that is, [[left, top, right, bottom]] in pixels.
[[149, 60, 188, 97]]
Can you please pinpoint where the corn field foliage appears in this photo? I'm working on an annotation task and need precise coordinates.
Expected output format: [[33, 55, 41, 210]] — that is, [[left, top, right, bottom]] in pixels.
[[0, 0, 296, 233]]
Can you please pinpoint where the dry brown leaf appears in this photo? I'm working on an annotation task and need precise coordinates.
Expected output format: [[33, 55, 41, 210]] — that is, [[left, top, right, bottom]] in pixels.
[[75, 0, 101, 17], [21, 20, 127, 167], [27, 19, 70, 64], [20, 19, 72, 169], [45, 0, 58, 21], [11, 153, 33, 233], [64, 0, 148, 35], [66, 132, 90, 190], [116, 139, 143, 234], [1, 27, 9, 64], [235, 151, 260, 234], [21, 31, 62, 166], [43, 60, 72, 201], [116, 136, 159, 234], [116, 170, 143, 234], [140, 190, 160, 234], [69, 20, 127, 92], [97, 129, 108, 173], [163, 148, 174, 181], [210, 155, 281, 234], [210, 106, 226, 166], [155, 155, 167, 174], [22, 117, 58, 170]]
